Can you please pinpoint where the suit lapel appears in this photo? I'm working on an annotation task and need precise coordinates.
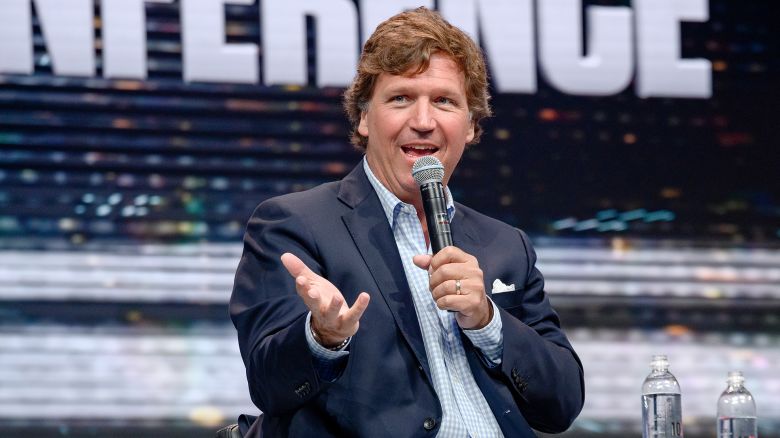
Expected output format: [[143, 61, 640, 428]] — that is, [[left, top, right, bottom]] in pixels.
[[451, 207, 485, 289], [451, 207, 479, 249], [338, 164, 430, 374]]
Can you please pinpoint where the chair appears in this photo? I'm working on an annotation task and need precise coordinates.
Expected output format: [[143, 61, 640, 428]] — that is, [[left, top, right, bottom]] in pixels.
[[215, 423, 242, 438], [215, 413, 262, 438]]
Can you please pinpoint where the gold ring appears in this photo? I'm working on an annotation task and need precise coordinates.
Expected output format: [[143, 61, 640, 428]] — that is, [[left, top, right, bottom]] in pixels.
[[455, 279, 462, 295]]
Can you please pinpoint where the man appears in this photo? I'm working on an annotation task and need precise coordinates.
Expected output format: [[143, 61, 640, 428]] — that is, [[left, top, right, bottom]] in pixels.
[[231, 7, 584, 437]]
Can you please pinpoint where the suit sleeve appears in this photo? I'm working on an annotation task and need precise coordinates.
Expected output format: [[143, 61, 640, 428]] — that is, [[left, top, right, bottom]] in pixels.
[[496, 229, 585, 433], [229, 198, 345, 416]]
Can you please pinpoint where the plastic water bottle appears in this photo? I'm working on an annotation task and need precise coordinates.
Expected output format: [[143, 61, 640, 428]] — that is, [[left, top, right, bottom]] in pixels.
[[717, 371, 757, 438], [642, 355, 683, 437]]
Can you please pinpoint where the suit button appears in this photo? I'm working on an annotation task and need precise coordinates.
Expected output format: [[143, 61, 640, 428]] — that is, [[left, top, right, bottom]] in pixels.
[[423, 417, 436, 431], [294, 381, 311, 398]]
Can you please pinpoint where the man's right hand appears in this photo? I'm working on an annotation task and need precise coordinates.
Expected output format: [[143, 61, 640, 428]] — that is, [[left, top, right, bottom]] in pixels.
[[281, 253, 370, 347]]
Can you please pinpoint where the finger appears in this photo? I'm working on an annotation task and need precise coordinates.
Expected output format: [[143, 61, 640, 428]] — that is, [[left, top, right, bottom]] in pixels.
[[319, 292, 344, 321], [412, 254, 432, 271], [429, 262, 469, 289], [435, 294, 465, 312], [432, 277, 471, 299], [430, 246, 471, 270], [281, 252, 316, 279], [295, 275, 322, 309], [430, 280, 450, 301], [341, 292, 371, 327]]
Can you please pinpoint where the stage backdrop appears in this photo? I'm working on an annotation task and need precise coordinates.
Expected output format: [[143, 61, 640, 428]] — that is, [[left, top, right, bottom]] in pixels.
[[0, 1, 777, 437]]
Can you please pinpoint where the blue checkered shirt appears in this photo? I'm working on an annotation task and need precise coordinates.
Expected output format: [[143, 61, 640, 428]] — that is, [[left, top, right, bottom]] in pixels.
[[306, 158, 504, 437]]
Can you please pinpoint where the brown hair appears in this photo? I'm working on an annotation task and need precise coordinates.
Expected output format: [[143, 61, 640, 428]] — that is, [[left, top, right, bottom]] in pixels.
[[343, 7, 492, 149]]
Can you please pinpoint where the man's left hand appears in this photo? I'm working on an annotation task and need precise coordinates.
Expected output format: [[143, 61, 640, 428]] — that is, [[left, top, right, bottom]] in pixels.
[[413, 247, 492, 330]]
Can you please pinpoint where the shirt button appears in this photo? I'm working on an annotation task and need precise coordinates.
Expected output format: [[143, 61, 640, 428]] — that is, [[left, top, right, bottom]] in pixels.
[[423, 417, 436, 431]]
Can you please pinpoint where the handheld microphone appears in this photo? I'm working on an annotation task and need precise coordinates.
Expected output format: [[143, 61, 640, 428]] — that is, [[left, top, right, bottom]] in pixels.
[[412, 156, 453, 254]]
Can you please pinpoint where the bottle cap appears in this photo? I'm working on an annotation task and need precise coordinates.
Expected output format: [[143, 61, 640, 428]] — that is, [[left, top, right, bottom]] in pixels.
[[650, 354, 669, 370], [727, 370, 745, 386]]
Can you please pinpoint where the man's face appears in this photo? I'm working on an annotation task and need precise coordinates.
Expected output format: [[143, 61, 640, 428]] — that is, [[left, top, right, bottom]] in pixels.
[[359, 53, 475, 206]]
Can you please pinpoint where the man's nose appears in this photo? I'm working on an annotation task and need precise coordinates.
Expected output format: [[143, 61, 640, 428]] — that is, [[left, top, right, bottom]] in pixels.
[[409, 101, 436, 132]]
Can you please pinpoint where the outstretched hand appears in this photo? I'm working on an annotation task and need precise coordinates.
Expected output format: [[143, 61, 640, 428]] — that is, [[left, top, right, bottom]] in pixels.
[[413, 246, 492, 330], [281, 253, 370, 347]]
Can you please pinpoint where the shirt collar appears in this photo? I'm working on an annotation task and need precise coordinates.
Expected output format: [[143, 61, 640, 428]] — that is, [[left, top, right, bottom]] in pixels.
[[362, 157, 455, 229]]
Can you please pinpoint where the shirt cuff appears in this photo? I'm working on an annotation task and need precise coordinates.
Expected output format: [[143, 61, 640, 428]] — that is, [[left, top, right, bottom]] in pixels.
[[305, 312, 351, 357], [462, 299, 503, 366]]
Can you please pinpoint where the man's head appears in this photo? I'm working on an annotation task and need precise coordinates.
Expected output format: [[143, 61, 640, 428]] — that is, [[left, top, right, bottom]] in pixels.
[[343, 7, 492, 150], [344, 7, 492, 205]]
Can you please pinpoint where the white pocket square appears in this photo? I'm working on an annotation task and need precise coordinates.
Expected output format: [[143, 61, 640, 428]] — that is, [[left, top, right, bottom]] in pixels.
[[491, 279, 515, 294]]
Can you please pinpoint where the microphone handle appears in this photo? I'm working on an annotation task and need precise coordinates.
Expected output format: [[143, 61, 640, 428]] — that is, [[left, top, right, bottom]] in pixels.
[[420, 182, 453, 254]]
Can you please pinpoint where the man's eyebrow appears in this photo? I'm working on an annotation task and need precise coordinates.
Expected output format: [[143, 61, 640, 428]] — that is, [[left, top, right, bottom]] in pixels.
[[381, 85, 412, 96], [382, 85, 463, 97]]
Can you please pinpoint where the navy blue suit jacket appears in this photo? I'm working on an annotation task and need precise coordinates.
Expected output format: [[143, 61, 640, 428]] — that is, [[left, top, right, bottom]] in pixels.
[[230, 163, 584, 437]]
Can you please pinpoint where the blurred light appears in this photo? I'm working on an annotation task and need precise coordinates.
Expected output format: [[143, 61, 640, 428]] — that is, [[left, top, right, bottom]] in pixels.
[[0, 217, 21, 231], [58, 218, 79, 231], [54, 172, 68, 184], [189, 406, 225, 428], [21, 169, 38, 183], [619, 209, 647, 221], [598, 221, 627, 232], [85, 152, 100, 164], [538, 108, 559, 121], [597, 209, 617, 220], [661, 187, 682, 199], [574, 219, 599, 231], [494, 129, 511, 140], [96, 205, 112, 216], [211, 178, 229, 190], [149, 174, 165, 188], [122, 206, 136, 217], [552, 218, 577, 230], [117, 174, 135, 187], [645, 210, 675, 222]]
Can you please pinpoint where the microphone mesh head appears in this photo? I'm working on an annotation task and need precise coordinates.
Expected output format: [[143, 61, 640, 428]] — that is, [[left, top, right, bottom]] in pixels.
[[412, 156, 445, 186]]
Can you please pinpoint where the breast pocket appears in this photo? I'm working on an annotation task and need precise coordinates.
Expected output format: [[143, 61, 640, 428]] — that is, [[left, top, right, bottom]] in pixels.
[[490, 289, 524, 311]]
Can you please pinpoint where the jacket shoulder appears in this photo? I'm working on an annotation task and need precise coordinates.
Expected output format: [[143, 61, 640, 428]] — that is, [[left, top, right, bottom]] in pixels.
[[455, 202, 528, 238], [254, 180, 343, 217]]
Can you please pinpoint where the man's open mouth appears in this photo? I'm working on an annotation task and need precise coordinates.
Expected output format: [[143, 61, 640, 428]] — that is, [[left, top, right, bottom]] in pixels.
[[401, 145, 439, 158]]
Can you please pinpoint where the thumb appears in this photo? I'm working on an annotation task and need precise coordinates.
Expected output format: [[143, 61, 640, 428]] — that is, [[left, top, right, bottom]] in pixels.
[[281, 252, 315, 279], [412, 254, 432, 271]]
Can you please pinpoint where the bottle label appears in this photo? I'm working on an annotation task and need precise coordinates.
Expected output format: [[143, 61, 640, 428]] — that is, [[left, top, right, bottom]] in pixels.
[[718, 417, 757, 438], [642, 394, 683, 437]]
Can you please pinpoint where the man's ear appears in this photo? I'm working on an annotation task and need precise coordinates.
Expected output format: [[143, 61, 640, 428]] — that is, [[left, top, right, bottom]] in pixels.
[[465, 118, 475, 143], [358, 110, 369, 137]]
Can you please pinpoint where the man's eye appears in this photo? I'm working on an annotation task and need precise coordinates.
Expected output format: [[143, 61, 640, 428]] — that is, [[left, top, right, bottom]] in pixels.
[[392, 95, 408, 103], [436, 97, 452, 105]]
